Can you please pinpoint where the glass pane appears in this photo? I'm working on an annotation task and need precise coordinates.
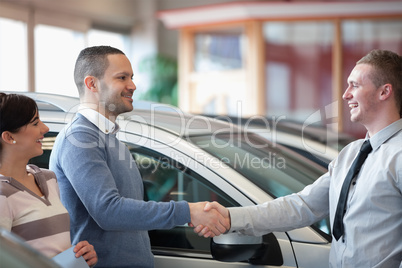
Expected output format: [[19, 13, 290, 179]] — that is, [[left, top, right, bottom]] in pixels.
[[35, 24, 85, 97], [263, 21, 334, 121], [341, 20, 402, 138], [189, 132, 331, 236], [190, 133, 325, 198], [131, 148, 235, 206], [88, 29, 130, 53], [130, 147, 236, 253], [194, 28, 245, 72], [0, 17, 27, 92]]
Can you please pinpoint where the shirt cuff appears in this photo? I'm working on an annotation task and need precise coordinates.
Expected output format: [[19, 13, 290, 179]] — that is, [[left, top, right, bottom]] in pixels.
[[228, 207, 247, 232]]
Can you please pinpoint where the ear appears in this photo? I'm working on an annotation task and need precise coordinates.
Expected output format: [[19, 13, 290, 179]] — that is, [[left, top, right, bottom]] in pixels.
[[84, 76, 98, 92], [379, 84, 393, 101], [1, 131, 16, 145]]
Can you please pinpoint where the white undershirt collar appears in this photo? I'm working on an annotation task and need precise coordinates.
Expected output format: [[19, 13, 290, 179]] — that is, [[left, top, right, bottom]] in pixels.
[[78, 104, 120, 134]]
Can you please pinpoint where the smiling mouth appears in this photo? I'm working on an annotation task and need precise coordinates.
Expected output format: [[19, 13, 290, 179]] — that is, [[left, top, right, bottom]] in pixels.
[[349, 104, 358, 109]]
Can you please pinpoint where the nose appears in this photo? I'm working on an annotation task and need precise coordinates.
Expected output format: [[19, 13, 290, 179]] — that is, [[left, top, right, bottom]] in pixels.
[[342, 85, 352, 101], [129, 80, 136, 92], [41, 121, 49, 135]]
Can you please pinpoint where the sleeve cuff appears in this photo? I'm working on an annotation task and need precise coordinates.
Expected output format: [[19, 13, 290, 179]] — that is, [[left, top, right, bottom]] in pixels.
[[228, 207, 246, 232]]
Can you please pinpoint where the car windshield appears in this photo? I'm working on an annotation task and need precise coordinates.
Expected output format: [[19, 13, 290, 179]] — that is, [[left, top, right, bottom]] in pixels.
[[189, 132, 331, 237]]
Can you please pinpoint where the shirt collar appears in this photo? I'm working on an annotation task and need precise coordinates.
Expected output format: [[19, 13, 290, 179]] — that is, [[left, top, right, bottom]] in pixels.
[[366, 118, 402, 151], [78, 104, 120, 134]]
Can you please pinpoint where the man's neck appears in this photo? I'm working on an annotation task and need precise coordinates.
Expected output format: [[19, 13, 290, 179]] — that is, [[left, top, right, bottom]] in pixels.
[[365, 113, 401, 137]]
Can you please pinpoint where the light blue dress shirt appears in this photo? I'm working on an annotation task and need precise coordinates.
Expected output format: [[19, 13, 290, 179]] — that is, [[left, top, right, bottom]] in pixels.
[[229, 119, 402, 268]]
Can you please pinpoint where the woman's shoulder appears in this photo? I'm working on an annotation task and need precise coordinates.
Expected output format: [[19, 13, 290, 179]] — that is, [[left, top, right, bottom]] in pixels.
[[27, 165, 57, 180]]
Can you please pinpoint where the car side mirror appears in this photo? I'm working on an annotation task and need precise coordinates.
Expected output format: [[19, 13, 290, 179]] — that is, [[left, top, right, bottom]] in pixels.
[[211, 232, 283, 265]]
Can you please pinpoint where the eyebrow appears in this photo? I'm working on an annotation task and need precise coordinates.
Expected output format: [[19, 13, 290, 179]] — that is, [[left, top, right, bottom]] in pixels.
[[30, 116, 39, 123], [115, 72, 133, 77]]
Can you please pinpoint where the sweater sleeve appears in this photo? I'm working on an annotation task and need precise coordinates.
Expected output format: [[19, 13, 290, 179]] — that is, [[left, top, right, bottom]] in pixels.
[[50, 121, 190, 231]]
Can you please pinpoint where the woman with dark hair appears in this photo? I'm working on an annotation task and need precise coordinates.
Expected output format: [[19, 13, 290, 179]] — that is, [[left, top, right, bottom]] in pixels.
[[0, 93, 97, 267]]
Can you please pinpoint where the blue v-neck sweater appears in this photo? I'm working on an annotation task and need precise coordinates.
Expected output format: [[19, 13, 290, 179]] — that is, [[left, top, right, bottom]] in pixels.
[[50, 114, 190, 268]]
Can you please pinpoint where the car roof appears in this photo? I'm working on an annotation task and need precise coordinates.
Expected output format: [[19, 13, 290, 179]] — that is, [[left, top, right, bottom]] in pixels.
[[203, 114, 355, 148], [122, 110, 242, 137]]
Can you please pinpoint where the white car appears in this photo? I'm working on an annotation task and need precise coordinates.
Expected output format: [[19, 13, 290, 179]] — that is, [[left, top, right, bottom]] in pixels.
[[11, 92, 331, 268]]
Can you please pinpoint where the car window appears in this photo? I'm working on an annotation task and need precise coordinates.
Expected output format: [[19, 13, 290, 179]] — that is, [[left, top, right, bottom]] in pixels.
[[189, 133, 326, 198], [129, 146, 237, 254], [189, 132, 331, 238]]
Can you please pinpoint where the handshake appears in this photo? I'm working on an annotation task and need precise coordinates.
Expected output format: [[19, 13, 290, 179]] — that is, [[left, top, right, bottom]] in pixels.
[[188, 201, 230, 238]]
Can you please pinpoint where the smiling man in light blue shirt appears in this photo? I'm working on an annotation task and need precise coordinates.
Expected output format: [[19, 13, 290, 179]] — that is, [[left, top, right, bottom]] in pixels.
[[200, 49, 402, 267]]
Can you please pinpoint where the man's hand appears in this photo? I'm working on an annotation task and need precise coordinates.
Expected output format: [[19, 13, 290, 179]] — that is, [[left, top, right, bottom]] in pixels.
[[188, 201, 230, 237], [190, 201, 231, 238]]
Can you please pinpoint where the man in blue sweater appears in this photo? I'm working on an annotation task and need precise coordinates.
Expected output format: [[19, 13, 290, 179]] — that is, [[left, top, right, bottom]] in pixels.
[[49, 46, 229, 268]]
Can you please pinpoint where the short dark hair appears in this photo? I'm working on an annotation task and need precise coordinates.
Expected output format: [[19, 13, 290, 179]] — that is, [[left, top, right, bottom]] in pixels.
[[0, 93, 38, 151], [74, 46, 125, 97], [357, 49, 402, 117]]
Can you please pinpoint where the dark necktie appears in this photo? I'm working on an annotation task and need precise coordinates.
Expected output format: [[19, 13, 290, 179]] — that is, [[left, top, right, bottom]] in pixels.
[[332, 140, 373, 241]]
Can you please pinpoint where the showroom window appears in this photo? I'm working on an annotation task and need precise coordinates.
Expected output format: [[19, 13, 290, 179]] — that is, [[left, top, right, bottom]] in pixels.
[[194, 28, 245, 72], [88, 29, 130, 52], [341, 19, 402, 137], [189, 26, 248, 116], [0, 17, 28, 92], [35, 24, 85, 97], [35, 26, 130, 97], [263, 21, 334, 121], [0, 14, 129, 96]]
